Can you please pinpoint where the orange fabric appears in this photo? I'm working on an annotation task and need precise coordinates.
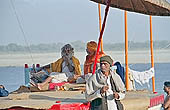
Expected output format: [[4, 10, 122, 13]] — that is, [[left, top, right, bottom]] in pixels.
[[87, 41, 97, 51], [84, 52, 105, 75]]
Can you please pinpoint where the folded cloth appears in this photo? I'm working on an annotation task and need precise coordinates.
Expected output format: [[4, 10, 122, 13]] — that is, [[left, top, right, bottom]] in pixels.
[[50, 72, 68, 83]]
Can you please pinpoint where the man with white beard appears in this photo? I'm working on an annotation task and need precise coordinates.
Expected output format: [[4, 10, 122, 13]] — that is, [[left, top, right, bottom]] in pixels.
[[37, 44, 82, 90]]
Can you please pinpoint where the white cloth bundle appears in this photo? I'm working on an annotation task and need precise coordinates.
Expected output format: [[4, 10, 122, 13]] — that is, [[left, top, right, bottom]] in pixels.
[[128, 67, 155, 86], [50, 72, 68, 83]]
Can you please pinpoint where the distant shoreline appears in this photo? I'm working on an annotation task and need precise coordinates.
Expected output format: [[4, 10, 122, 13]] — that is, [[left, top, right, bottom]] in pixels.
[[0, 49, 170, 67], [0, 40, 170, 53]]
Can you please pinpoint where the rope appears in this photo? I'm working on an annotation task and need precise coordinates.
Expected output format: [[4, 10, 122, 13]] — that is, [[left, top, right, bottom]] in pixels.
[[160, 42, 170, 49], [10, 0, 34, 64], [92, 0, 111, 74]]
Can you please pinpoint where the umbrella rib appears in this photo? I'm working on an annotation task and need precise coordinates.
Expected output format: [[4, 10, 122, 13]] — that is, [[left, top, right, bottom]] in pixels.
[[149, 3, 158, 15], [146, 1, 160, 15], [140, 0, 149, 14], [129, 0, 135, 11]]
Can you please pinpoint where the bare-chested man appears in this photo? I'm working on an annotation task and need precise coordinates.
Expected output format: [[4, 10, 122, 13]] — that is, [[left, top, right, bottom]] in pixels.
[[163, 81, 170, 110]]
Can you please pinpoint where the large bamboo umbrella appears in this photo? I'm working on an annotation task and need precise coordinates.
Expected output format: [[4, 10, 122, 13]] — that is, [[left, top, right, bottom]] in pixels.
[[91, 0, 170, 16], [91, 0, 170, 92]]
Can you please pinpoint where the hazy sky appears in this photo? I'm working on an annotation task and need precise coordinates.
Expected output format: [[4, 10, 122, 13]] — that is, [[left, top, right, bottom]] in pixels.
[[0, 0, 170, 45]]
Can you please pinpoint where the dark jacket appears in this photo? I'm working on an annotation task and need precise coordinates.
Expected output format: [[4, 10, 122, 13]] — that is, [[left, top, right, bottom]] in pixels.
[[114, 62, 125, 84], [0, 88, 9, 97]]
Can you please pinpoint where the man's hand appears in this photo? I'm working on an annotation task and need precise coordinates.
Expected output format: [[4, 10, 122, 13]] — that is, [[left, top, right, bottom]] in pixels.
[[68, 75, 81, 83], [73, 75, 81, 80], [63, 56, 75, 72], [63, 56, 69, 65], [113, 92, 120, 99], [100, 86, 109, 94]]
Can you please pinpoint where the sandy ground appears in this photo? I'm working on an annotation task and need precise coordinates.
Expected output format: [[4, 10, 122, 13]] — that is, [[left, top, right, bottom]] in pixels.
[[0, 90, 161, 110], [0, 50, 170, 67], [0, 91, 84, 109]]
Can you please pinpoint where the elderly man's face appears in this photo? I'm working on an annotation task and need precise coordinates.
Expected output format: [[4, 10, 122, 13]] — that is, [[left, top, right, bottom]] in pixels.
[[61, 44, 74, 59], [100, 61, 110, 73], [65, 48, 71, 56], [62, 47, 73, 60]]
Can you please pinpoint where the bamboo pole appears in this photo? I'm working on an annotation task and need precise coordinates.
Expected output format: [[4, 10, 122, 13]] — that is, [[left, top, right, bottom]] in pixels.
[[98, 4, 104, 53], [125, 11, 129, 90], [92, 0, 111, 74], [149, 16, 155, 93]]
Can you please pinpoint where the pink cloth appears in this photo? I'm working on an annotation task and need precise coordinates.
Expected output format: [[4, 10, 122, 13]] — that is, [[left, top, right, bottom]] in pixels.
[[49, 102, 90, 110], [49, 82, 68, 90]]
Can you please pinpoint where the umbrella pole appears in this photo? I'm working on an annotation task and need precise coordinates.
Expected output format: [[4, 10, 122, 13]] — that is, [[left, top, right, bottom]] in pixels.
[[125, 11, 129, 90], [98, 4, 104, 53], [92, 0, 111, 74], [149, 16, 155, 93]]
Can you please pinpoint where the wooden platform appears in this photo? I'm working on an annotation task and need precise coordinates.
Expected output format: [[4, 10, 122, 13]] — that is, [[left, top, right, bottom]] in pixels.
[[0, 88, 163, 110]]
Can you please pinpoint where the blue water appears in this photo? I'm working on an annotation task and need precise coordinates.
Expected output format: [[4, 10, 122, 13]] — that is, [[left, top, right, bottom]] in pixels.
[[0, 63, 170, 93], [0, 66, 25, 92], [129, 63, 170, 94]]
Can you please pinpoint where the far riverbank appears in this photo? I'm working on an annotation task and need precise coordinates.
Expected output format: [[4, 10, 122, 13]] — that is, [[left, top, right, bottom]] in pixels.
[[0, 49, 170, 67]]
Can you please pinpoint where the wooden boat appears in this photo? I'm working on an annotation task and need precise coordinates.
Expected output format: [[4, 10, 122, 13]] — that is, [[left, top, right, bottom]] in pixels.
[[1, 0, 170, 109]]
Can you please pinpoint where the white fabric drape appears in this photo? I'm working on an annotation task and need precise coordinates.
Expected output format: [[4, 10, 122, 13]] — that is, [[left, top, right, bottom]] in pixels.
[[128, 67, 155, 86]]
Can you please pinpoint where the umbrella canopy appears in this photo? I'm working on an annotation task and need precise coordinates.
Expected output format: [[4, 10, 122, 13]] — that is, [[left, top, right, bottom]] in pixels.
[[90, 0, 170, 16]]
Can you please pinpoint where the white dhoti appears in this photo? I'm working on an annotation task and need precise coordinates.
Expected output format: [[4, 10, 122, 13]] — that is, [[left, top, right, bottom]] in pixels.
[[50, 72, 68, 83]]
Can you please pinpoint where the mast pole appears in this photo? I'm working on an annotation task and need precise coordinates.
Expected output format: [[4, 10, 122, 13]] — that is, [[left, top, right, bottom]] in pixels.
[[92, 0, 111, 74], [98, 4, 104, 53], [125, 11, 129, 90], [149, 16, 155, 93]]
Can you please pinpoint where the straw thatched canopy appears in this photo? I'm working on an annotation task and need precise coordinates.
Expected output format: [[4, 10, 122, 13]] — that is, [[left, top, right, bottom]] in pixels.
[[90, 0, 170, 16]]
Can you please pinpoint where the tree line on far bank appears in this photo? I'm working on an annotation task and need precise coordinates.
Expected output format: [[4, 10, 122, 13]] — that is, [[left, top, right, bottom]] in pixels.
[[0, 40, 170, 53]]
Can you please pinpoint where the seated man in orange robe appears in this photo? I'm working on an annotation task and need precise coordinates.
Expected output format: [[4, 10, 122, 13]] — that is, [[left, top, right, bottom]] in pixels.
[[84, 41, 105, 75]]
